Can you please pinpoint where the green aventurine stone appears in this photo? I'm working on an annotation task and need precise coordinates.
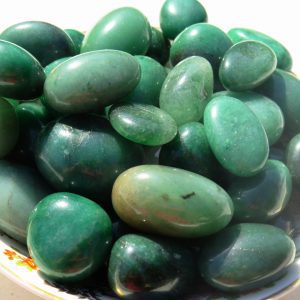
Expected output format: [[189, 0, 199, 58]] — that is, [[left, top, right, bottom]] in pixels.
[[160, 0, 207, 40], [228, 27, 292, 71], [204, 96, 269, 177], [219, 41, 277, 91], [109, 103, 177, 146], [44, 50, 140, 114], [1, 21, 76, 67], [44, 57, 71, 76], [64, 29, 84, 55], [0, 40, 45, 100], [27, 192, 112, 282], [112, 165, 233, 238], [228, 160, 292, 222], [159, 56, 213, 126], [81, 7, 151, 55], [0, 160, 52, 244], [108, 234, 195, 298], [286, 134, 300, 188], [199, 223, 296, 292]]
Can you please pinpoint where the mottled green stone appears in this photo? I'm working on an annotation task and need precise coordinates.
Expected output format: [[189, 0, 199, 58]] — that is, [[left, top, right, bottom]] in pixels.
[[1, 21, 76, 66], [44, 57, 71, 76], [112, 165, 233, 238], [109, 103, 177, 146], [27, 192, 112, 282], [81, 7, 151, 55], [64, 29, 84, 55], [286, 134, 300, 188], [199, 223, 296, 292], [228, 28, 292, 71], [108, 234, 195, 299], [204, 96, 269, 177], [44, 50, 140, 114], [219, 41, 277, 91], [159, 56, 213, 126], [0, 40, 45, 100]]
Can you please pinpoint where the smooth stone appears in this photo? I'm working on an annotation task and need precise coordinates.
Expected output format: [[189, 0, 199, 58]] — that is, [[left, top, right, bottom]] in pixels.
[[286, 134, 300, 188], [0, 40, 45, 100], [219, 41, 277, 91], [1, 21, 76, 66], [227, 160, 292, 222], [44, 57, 71, 76], [170, 23, 233, 73], [123, 56, 167, 106], [159, 122, 219, 179], [160, 0, 207, 40], [0, 98, 19, 158], [199, 223, 296, 292], [44, 50, 140, 114], [204, 96, 269, 177], [108, 234, 195, 299], [213, 91, 284, 145], [64, 29, 84, 55], [0, 160, 52, 244], [109, 103, 177, 146], [159, 56, 213, 126], [228, 28, 292, 71], [112, 165, 233, 238], [81, 7, 151, 55], [27, 192, 112, 282], [35, 114, 143, 202]]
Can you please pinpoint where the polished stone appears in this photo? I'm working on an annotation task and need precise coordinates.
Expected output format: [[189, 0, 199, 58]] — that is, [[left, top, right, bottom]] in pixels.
[[64, 29, 84, 55], [286, 134, 300, 188]]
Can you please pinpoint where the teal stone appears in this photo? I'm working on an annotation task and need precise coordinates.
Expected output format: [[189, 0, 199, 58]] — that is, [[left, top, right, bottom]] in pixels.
[[81, 7, 151, 55], [0, 40, 45, 100], [219, 41, 277, 91], [286, 134, 300, 188], [108, 234, 196, 299], [170, 23, 233, 73], [204, 96, 269, 177], [64, 29, 84, 55], [160, 0, 207, 40], [109, 103, 177, 146], [27, 192, 112, 282], [228, 160, 292, 222], [44, 57, 71, 76], [35, 114, 143, 202], [123, 56, 167, 106], [0, 160, 52, 244], [228, 28, 292, 71], [112, 165, 233, 238], [159, 122, 219, 179], [159, 56, 213, 126], [1, 21, 76, 66], [44, 50, 140, 114], [199, 223, 296, 292]]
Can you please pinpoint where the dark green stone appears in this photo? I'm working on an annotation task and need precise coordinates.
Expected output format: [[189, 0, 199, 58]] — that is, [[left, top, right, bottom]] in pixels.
[[286, 134, 300, 188], [27, 192, 112, 282], [81, 7, 151, 55], [44, 57, 71, 76], [269, 147, 285, 162], [219, 41, 277, 91], [199, 223, 296, 292], [4, 98, 19, 108], [64, 29, 84, 55], [1, 21, 76, 66]]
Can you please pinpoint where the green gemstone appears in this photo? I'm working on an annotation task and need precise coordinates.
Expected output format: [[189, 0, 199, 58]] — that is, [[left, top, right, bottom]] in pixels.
[[44, 57, 71, 76], [286, 134, 300, 188], [64, 29, 84, 55], [27, 192, 112, 282]]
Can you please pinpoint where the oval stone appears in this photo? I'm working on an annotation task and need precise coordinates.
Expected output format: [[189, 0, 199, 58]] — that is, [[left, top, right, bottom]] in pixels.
[[219, 41, 277, 91], [27, 192, 112, 282], [204, 96, 269, 177], [112, 165, 233, 238], [64, 29, 84, 55], [199, 223, 296, 292], [109, 103, 177, 146], [81, 7, 151, 55], [159, 56, 213, 126], [44, 50, 140, 114], [286, 134, 300, 188]]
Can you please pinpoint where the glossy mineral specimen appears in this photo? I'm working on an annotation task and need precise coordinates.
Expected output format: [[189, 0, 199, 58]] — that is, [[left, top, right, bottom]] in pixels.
[[286, 134, 300, 188], [112, 165, 233, 238], [228, 28, 292, 71], [27, 192, 112, 282], [81, 7, 151, 55], [44, 50, 140, 114], [108, 234, 195, 298], [1, 21, 76, 66], [64, 29, 84, 55], [219, 41, 277, 91], [109, 103, 177, 146], [0, 40, 45, 100], [160, 0, 207, 40], [199, 223, 296, 292], [44, 57, 71, 76], [159, 56, 213, 126], [204, 96, 269, 177]]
